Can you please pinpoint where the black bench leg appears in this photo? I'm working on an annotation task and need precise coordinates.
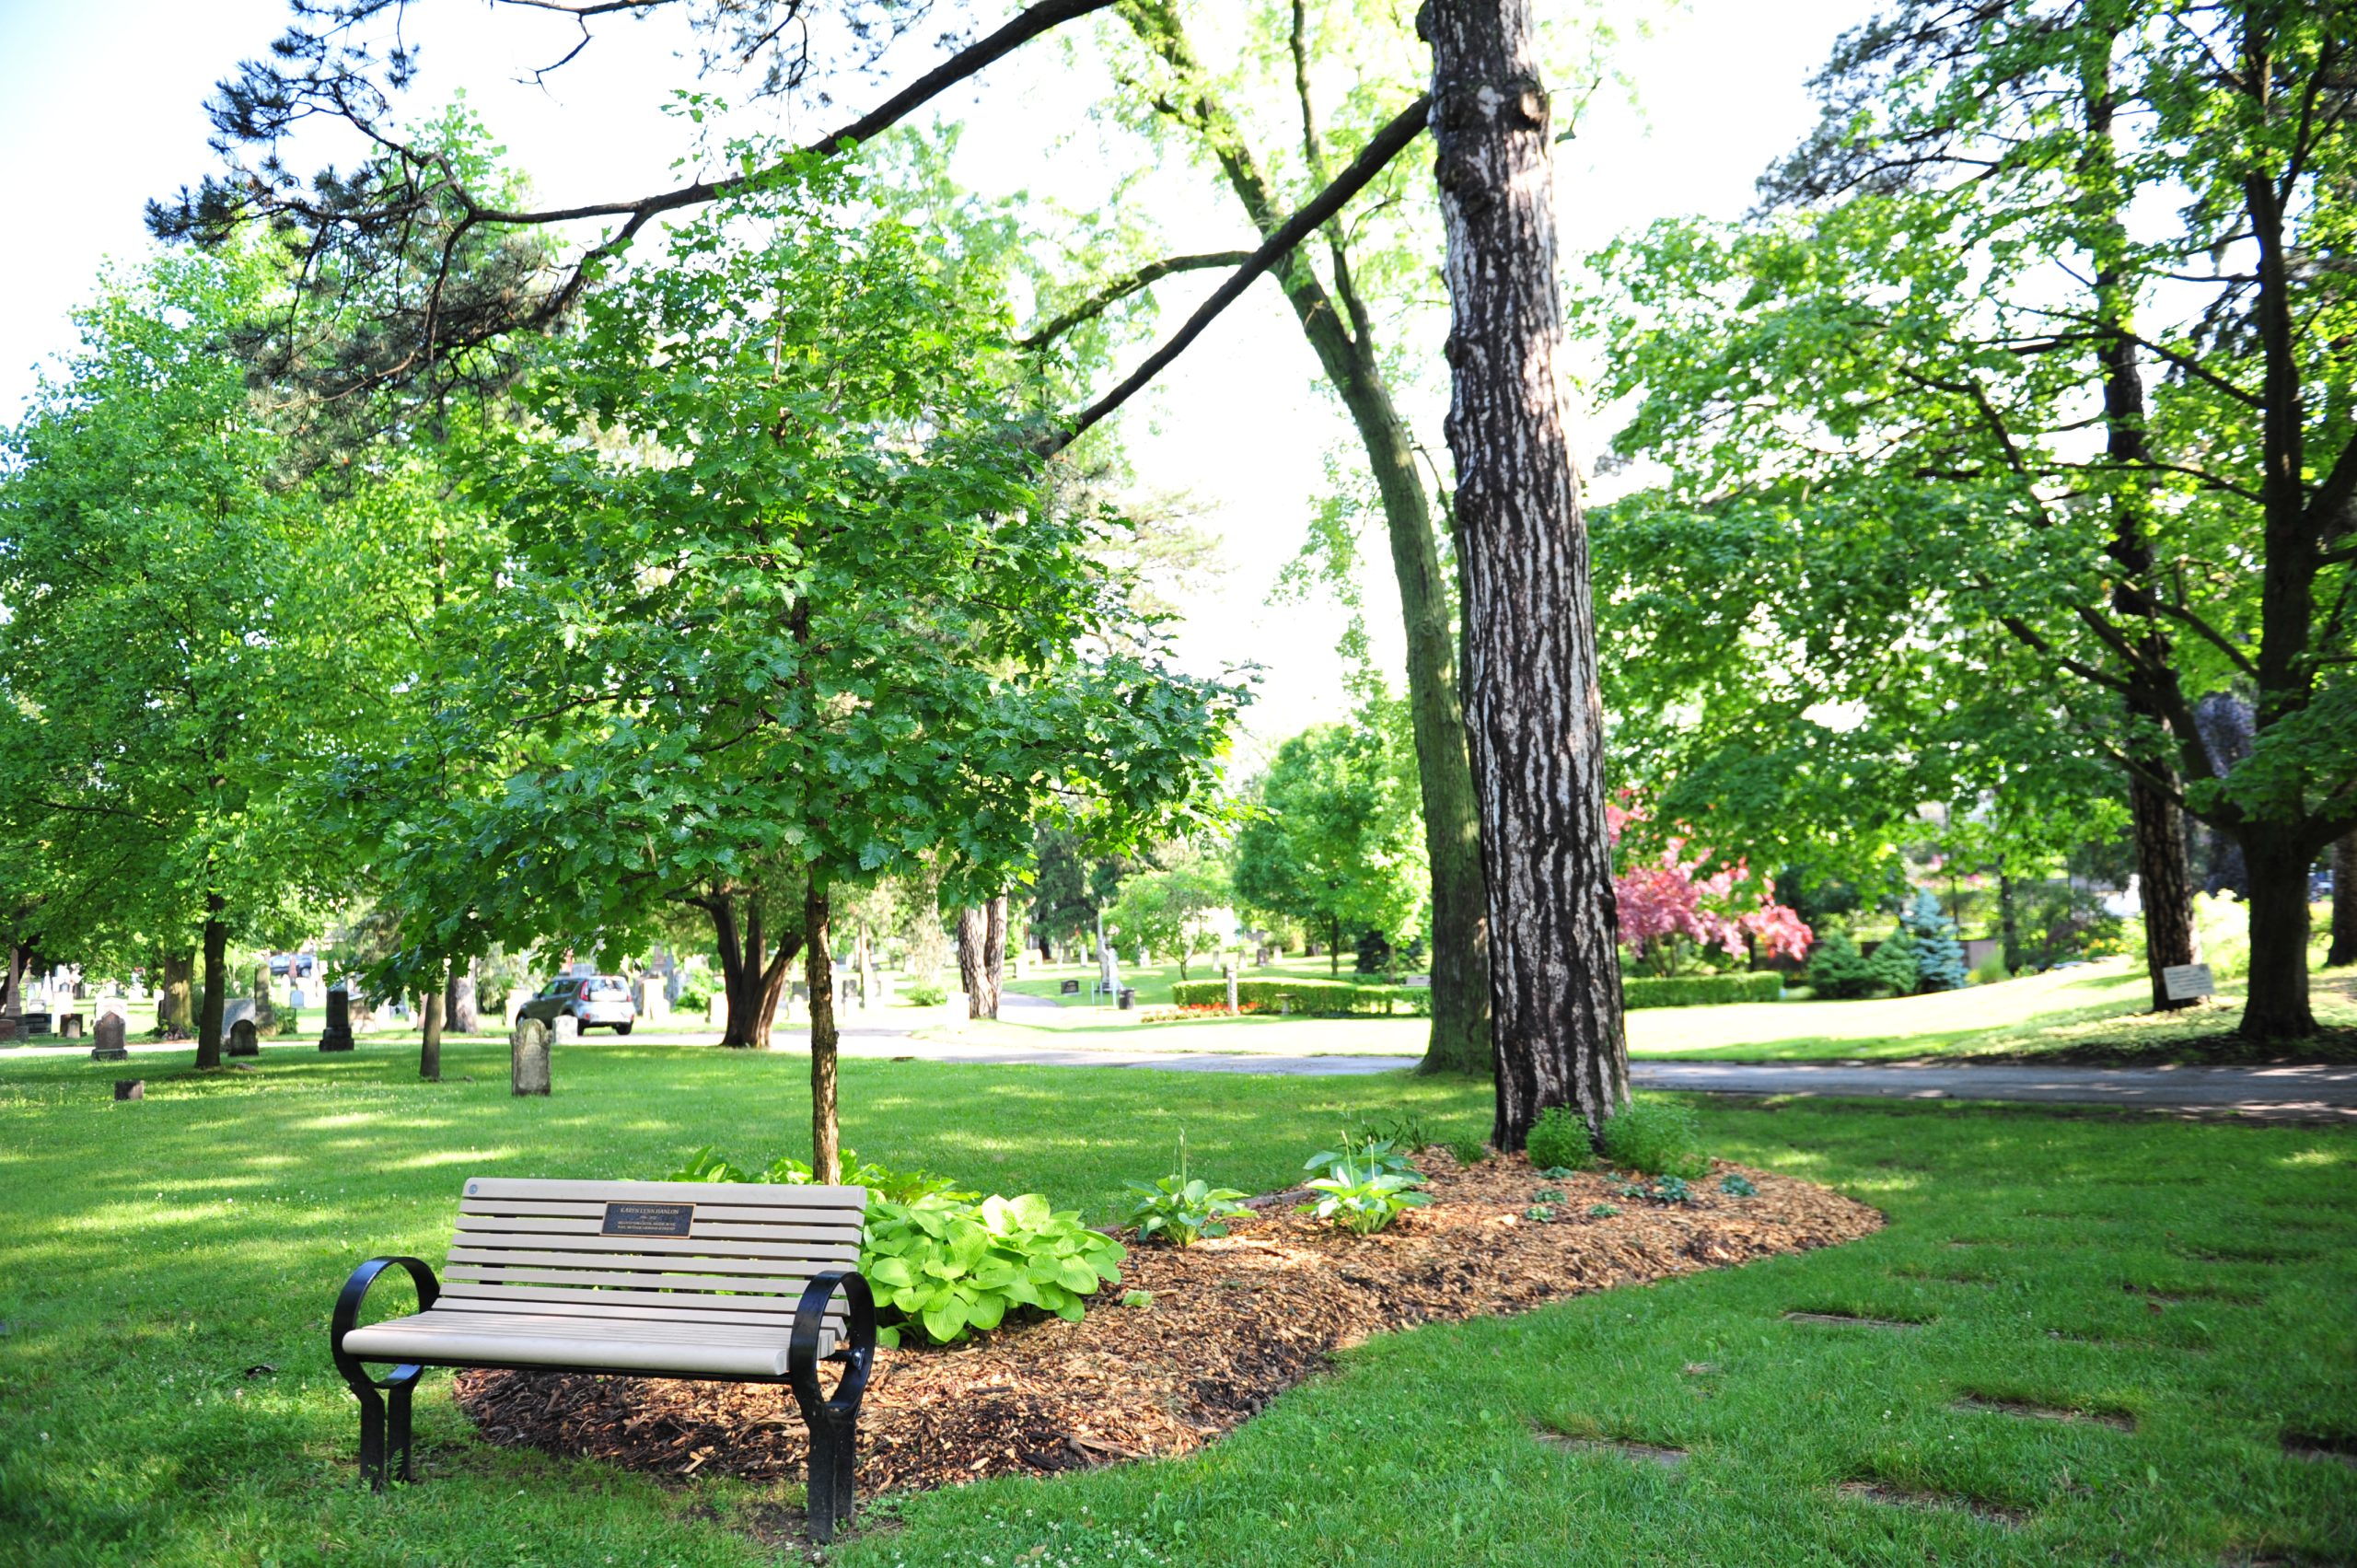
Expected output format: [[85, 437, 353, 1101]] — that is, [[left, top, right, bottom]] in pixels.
[[807, 1405, 858, 1543], [388, 1372, 419, 1483], [354, 1379, 389, 1492]]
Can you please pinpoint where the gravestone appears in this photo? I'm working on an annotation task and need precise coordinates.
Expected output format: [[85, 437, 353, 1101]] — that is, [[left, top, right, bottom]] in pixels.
[[223, 998, 256, 1032], [553, 1015, 581, 1043], [59, 1013, 84, 1040], [707, 993, 727, 1028], [114, 1079, 145, 1100], [1225, 964, 1239, 1015], [90, 1011, 129, 1063], [319, 987, 355, 1052], [1254, 945, 1273, 967], [20, 1010, 52, 1038], [227, 1018, 260, 1057], [511, 1016, 552, 1096], [1060, 978, 1081, 995], [1117, 987, 1136, 1010]]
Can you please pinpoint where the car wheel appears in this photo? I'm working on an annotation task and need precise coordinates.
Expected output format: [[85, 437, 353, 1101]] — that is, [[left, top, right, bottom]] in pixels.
[[614, 1023, 633, 1037]]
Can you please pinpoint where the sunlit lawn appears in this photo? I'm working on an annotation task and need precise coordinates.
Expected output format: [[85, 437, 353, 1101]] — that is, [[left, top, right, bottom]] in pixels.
[[2, 1036, 2350, 1566]]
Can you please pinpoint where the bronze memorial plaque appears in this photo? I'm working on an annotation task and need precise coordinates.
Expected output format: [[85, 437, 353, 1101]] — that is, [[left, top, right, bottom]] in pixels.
[[601, 1201, 696, 1237]]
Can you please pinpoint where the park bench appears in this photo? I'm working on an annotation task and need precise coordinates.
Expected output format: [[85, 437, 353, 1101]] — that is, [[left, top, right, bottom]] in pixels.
[[332, 1177, 876, 1539]]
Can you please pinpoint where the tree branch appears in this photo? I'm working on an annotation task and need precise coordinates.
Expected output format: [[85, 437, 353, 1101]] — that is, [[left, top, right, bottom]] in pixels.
[[1018, 250, 1253, 349]]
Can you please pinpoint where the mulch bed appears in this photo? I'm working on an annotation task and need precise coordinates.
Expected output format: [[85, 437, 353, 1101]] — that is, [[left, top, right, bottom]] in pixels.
[[453, 1152, 1881, 1497]]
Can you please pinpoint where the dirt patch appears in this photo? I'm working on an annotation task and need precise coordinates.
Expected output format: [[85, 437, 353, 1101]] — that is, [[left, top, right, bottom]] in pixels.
[[1838, 1479, 2026, 1527], [1536, 1430, 1687, 1469], [2282, 1433, 2357, 1469], [454, 1154, 1878, 1499], [1783, 1310, 1924, 1330], [1954, 1394, 2134, 1432]]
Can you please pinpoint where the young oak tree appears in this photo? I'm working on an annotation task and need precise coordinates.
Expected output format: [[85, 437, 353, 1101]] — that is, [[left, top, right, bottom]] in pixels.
[[368, 164, 1241, 1177]]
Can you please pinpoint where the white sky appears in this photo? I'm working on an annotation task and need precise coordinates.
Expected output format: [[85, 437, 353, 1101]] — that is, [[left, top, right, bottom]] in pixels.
[[0, 0, 1872, 759]]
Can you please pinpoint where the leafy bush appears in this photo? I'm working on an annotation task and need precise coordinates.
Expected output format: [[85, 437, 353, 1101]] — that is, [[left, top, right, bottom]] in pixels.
[[1598, 1099, 1709, 1179], [1305, 1136, 1417, 1181], [1652, 1174, 1693, 1204], [1621, 970, 1784, 1009], [1865, 931, 1920, 996], [674, 975, 714, 1013], [1806, 932, 1880, 999], [863, 1192, 1124, 1346], [1122, 1174, 1250, 1247], [1719, 1174, 1757, 1197], [1167, 977, 1431, 1016], [1968, 953, 2011, 986], [1900, 889, 1966, 992], [1446, 1139, 1490, 1167], [1353, 929, 1395, 975], [1524, 1105, 1594, 1172], [1297, 1152, 1430, 1235], [665, 1145, 970, 1203], [904, 980, 948, 1007]]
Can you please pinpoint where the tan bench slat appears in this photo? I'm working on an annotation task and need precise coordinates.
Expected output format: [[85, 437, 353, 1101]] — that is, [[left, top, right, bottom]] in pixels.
[[459, 1202, 867, 1225], [455, 1214, 861, 1243], [342, 1309, 830, 1376], [463, 1177, 864, 1209], [447, 1247, 853, 1278], [438, 1280, 849, 1316], [443, 1263, 835, 1295], [432, 1295, 819, 1330], [450, 1229, 858, 1262]]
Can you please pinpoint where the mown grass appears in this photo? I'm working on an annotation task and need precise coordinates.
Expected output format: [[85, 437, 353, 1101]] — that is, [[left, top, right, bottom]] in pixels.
[[2, 1037, 2351, 1566]]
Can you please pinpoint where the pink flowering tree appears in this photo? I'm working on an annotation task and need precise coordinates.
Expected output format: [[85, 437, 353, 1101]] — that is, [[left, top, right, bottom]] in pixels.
[[1608, 802, 1814, 976]]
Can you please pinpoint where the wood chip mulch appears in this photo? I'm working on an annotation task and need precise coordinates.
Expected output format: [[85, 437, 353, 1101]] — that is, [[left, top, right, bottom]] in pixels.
[[452, 1153, 1881, 1496]]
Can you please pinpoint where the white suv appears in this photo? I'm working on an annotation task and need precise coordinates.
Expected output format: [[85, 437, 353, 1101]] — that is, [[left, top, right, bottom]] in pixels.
[[517, 974, 637, 1035]]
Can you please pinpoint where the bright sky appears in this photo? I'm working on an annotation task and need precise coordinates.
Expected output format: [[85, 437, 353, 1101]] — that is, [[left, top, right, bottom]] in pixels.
[[0, 0, 1872, 758]]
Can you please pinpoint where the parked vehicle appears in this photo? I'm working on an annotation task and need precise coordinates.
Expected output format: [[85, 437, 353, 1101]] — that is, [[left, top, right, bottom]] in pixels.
[[517, 974, 637, 1035]]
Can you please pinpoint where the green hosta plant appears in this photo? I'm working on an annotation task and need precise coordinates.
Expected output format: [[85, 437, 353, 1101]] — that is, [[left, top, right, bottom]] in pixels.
[[663, 1145, 970, 1202], [1304, 1136, 1417, 1182], [862, 1192, 1124, 1347], [1123, 1175, 1251, 1247], [1298, 1153, 1431, 1236]]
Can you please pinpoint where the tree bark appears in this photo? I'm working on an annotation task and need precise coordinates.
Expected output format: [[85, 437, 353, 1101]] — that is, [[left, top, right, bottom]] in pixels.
[[161, 950, 194, 1039], [1996, 866, 2022, 974], [2328, 831, 2357, 969], [448, 959, 481, 1033], [2129, 761, 2200, 1010], [1121, 0, 1492, 1076], [981, 894, 1008, 1019], [1422, 0, 1627, 1148], [2237, 823, 2316, 1040], [419, 959, 447, 1081], [806, 875, 842, 1185], [704, 889, 802, 1049], [958, 904, 989, 1017], [196, 894, 228, 1069]]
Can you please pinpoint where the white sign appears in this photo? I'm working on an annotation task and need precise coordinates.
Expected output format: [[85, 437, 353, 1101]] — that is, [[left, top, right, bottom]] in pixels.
[[2161, 963, 2215, 1001]]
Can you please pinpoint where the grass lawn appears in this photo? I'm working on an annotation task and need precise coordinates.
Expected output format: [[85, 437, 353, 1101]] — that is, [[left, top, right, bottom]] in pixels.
[[976, 956, 2357, 1065], [3, 1039, 2351, 1566]]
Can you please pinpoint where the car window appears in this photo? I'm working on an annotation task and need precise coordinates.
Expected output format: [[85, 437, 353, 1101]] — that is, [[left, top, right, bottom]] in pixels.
[[586, 978, 632, 1000]]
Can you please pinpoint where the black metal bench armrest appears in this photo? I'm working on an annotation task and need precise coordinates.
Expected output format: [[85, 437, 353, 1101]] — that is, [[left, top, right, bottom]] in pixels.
[[787, 1269, 876, 1420], [331, 1256, 441, 1383]]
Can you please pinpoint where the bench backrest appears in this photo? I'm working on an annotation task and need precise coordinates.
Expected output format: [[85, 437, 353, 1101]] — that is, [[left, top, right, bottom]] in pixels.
[[448, 1178, 866, 1326]]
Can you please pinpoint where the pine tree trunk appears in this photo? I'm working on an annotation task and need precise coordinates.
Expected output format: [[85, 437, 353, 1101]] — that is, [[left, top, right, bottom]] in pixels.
[[806, 875, 842, 1186], [2329, 832, 2357, 969], [981, 895, 1008, 1019], [1422, 0, 1627, 1149], [447, 960, 480, 1034], [196, 896, 228, 1070], [2129, 762, 2200, 1010], [958, 905, 989, 1017], [419, 960, 446, 1081], [2237, 825, 2316, 1041], [161, 951, 194, 1039]]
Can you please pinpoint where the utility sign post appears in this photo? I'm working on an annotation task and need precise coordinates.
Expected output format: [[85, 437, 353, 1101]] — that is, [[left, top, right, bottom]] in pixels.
[[2161, 963, 2215, 1003]]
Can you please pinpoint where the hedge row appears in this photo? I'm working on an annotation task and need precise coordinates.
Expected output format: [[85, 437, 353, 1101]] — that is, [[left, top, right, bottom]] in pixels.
[[1622, 970, 1784, 1009], [1167, 977, 1433, 1017]]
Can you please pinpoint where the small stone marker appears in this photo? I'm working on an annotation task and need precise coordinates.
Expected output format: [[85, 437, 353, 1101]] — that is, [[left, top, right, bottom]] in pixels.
[[512, 1016, 552, 1096], [1060, 978, 1081, 995], [1117, 987, 1136, 1010], [2162, 963, 2215, 1002], [90, 1011, 129, 1063], [227, 1018, 260, 1057], [59, 1014, 84, 1040], [319, 987, 355, 1052], [114, 1079, 145, 1100], [553, 1015, 581, 1042]]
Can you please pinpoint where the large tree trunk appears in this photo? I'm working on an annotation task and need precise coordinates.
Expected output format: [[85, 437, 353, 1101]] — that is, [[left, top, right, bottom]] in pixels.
[[2329, 831, 2357, 970], [1423, 0, 1627, 1148], [446, 959, 481, 1033], [196, 894, 229, 1070], [419, 959, 447, 1081], [981, 895, 1007, 1019], [2237, 824, 2316, 1040], [806, 876, 842, 1185], [161, 951, 193, 1040], [2129, 760, 2200, 1010], [958, 904, 989, 1017], [1125, 0, 1492, 1077], [706, 889, 802, 1049]]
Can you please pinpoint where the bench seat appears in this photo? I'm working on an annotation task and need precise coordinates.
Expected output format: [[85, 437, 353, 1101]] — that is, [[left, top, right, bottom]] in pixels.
[[331, 1176, 876, 1540]]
